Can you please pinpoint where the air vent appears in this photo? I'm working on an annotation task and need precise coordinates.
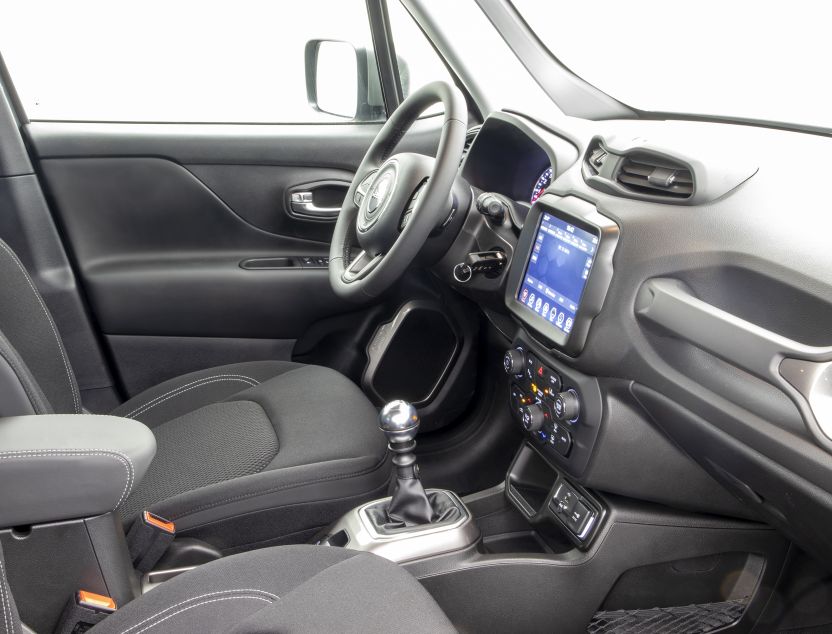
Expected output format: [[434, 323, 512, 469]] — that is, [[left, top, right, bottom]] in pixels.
[[460, 125, 482, 166], [616, 155, 693, 199], [586, 146, 608, 175]]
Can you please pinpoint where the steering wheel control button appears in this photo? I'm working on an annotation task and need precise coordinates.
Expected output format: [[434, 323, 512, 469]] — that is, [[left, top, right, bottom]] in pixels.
[[554, 389, 580, 423], [504, 348, 525, 376], [521, 404, 545, 432], [453, 262, 473, 283]]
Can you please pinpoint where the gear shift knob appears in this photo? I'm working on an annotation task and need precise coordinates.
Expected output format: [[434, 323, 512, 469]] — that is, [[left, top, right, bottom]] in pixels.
[[378, 400, 432, 526], [379, 400, 420, 444]]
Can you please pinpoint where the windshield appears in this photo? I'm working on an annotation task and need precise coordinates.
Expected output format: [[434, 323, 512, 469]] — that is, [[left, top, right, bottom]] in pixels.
[[511, 0, 832, 131]]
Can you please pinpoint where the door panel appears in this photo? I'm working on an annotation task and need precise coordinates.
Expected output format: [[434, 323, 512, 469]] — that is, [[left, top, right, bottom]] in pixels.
[[39, 157, 337, 338], [28, 120, 442, 395], [187, 164, 352, 240]]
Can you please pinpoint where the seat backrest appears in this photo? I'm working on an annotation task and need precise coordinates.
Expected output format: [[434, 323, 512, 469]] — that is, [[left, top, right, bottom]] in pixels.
[[0, 541, 22, 634], [0, 238, 80, 416]]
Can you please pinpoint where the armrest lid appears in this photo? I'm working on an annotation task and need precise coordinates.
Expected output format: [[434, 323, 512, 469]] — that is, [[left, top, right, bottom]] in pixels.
[[0, 414, 156, 528]]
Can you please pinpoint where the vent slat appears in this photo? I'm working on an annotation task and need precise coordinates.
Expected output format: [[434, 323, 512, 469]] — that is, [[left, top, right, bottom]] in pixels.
[[586, 144, 608, 175], [616, 156, 693, 199]]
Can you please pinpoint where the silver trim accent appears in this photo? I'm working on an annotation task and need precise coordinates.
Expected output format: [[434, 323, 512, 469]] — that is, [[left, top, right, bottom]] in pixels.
[[342, 250, 383, 283], [357, 161, 399, 233], [289, 192, 340, 218], [780, 358, 832, 439], [453, 262, 472, 283], [141, 566, 197, 594], [326, 489, 480, 563]]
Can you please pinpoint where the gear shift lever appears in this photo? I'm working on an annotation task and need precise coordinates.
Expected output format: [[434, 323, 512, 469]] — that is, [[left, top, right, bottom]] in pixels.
[[379, 400, 434, 525]]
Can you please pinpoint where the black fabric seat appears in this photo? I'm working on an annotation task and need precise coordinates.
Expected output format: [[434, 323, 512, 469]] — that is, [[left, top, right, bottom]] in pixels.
[[0, 543, 456, 633], [111, 361, 390, 551], [0, 239, 389, 551]]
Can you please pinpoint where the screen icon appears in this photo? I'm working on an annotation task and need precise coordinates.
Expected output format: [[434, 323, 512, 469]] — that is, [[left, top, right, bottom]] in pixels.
[[527, 293, 536, 307], [556, 312, 565, 326], [564, 318, 573, 333], [549, 310, 557, 323], [534, 297, 543, 313], [542, 303, 550, 318], [520, 288, 529, 302]]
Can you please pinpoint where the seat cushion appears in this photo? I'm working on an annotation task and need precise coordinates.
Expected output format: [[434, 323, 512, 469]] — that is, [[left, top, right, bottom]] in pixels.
[[112, 362, 390, 552], [89, 546, 455, 634]]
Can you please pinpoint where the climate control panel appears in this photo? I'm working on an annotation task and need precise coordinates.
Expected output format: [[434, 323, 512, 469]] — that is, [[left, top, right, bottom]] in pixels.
[[504, 344, 583, 460]]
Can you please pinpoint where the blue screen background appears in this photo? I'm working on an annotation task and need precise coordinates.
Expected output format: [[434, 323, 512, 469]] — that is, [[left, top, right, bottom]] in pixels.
[[516, 213, 597, 335]]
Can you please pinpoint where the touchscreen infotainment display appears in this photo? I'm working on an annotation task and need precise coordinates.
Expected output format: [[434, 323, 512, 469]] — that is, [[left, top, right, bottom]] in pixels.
[[516, 213, 598, 336]]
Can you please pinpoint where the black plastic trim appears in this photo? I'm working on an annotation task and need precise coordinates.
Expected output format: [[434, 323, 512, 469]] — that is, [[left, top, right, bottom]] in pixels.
[[367, 0, 403, 114]]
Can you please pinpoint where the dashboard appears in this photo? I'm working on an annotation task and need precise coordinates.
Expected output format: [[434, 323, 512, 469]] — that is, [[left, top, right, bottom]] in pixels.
[[439, 109, 832, 563]]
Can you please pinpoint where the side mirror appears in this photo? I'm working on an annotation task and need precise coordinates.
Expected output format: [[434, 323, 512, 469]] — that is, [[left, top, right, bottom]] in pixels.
[[305, 40, 384, 121]]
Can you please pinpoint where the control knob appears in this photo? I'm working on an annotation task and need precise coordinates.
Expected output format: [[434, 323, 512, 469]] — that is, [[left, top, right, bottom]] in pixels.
[[503, 348, 524, 376], [553, 389, 580, 423], [520, 404, 545, 432], [475, 192, 510, 224]]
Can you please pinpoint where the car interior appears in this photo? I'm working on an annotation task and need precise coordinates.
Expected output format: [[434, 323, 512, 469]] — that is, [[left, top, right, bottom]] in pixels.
[[0, 0, 831, 632]]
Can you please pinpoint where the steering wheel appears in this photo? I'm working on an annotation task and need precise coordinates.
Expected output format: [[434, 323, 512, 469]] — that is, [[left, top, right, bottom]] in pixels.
[[329, 81, 467, 300]]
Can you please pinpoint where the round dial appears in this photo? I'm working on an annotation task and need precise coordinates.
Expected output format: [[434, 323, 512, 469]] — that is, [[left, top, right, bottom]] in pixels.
[[503, 348, 525, 375], [521, 404, 545, 432], [530, 166, 553, 203]]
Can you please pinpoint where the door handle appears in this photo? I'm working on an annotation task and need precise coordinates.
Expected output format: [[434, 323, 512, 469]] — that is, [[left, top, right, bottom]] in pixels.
[[289, 192, 340, 219]]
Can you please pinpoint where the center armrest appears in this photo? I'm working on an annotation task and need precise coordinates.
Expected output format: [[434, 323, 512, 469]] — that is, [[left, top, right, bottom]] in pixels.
[[0, 414, 156, 528]]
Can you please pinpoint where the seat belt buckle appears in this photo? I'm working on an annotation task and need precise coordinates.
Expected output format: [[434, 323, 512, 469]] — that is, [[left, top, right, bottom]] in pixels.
[[142, 510, 175, 534], [55, 590, 116, 634], [127, 511, 176, 573], [77, 591, 117, 613]]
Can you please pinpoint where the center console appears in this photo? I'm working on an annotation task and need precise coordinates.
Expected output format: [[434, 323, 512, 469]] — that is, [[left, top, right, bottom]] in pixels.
[[317, 399, 480, 563], [323, 490, 479, 563], [503, 333, 604, 482]]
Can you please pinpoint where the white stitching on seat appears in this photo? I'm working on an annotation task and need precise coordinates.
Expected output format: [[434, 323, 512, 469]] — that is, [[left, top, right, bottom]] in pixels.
[[131, 597, 272, 634], [0, 449, 135, 508], [0, 558, 11, 634], [0, 241, 81, 414], [118, 589, 278, 634], [127, 377, 259, 419], [125, 375, 260, 419]]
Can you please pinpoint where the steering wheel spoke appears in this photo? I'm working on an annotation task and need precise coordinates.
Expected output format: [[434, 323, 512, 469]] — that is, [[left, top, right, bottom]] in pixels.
[[353, 169, 379, 207], [342, 250, 384, 284]]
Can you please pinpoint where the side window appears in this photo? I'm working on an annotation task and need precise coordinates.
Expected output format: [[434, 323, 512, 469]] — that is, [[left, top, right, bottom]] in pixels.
[[0, 0, 382, 123], [386, 0, 457, 116]]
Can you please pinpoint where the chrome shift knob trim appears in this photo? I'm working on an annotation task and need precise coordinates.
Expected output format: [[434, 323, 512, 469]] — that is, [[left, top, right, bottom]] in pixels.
[[379, 400, 419, 444]]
